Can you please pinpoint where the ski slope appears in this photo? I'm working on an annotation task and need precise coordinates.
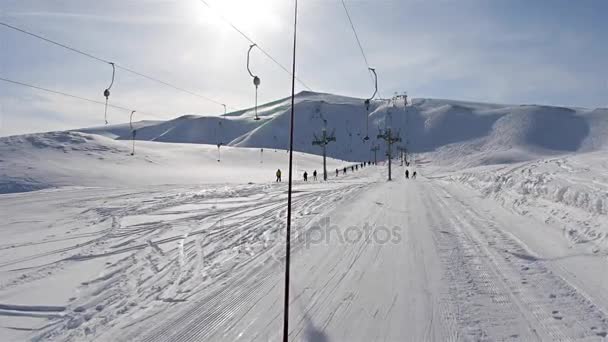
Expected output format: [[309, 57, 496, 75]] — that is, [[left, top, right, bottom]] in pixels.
[[1, 92, 608, 341], [0, 131, 346, 194], [2, 161, 608, 341]]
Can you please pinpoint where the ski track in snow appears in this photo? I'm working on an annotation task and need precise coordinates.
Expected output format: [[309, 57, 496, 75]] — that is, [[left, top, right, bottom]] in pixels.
[[1, 165, 608, 341]]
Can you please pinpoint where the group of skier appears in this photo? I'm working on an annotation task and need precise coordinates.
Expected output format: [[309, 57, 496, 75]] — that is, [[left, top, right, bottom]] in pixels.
[[404, 169, 417, 180], [336, 161, 373, 177], [275, 161, 375, 183], [303, 170, 318, 182]]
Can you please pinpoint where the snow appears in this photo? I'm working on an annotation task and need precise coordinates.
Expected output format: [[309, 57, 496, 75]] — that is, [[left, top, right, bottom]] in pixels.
[[1, 91, 608, 341], [0, 130, 346, 193]]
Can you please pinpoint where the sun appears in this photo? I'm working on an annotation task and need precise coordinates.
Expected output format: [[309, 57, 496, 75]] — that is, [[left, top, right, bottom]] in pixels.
[[195, 0, 284, 32]]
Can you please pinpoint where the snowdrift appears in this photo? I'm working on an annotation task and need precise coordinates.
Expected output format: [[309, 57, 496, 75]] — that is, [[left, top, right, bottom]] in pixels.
[[448, 151, 608, 252]]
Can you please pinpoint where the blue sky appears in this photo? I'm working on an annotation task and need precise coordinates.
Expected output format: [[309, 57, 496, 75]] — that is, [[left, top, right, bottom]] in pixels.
[[1, 0, 607, 136]]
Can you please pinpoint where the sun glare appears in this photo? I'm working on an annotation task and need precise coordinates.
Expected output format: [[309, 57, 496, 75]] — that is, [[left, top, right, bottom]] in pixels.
[[195, 0, 283, 32]]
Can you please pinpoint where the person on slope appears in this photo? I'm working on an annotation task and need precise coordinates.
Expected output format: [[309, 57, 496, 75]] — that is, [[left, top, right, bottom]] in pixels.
[[343, 167, 347, 174], [276, 169, 282, 182], [313, 170, 317, 181], [336, 169, 339, 177], [412, 171, 417, 179], [303, 171, 308, 182], [405, 169, 410, 179]]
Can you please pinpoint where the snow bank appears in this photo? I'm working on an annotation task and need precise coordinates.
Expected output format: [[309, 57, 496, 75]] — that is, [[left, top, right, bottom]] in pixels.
[[448, 151, 608, 251]]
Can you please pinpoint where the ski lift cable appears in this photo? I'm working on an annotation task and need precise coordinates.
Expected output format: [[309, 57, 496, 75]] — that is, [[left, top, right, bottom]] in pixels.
[[339, 0, 378, 91], [0, 21, 234, 110], [0, 77, 166, 120], [196, 0, 312, 91]]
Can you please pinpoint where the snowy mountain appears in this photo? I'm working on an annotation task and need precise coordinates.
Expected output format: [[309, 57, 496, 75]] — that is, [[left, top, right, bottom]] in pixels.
[[80, 91, 608, 165]]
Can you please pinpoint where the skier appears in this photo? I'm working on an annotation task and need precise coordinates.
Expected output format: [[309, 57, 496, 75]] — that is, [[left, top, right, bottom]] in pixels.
[[405, 169, 409, 179], [336, 169, 339, 177], [313, 170, 317, 181], [343, 167, 347, 175], [351, 166, 354, 171], [303, 171, 308, 182], [412, 171, 417, 179], [276, 169, 282, 182]]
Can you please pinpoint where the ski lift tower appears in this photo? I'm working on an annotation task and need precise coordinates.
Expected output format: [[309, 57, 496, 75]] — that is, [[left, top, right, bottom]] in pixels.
[[312, 120, 336, 181], [377, 128, 401, 181]]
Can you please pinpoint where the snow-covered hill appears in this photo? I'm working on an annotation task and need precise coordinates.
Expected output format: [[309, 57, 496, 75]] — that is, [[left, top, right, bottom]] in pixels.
[[3, 91, 606, 194], [0, 131, 348, 194], [80, 91, 608, 166]]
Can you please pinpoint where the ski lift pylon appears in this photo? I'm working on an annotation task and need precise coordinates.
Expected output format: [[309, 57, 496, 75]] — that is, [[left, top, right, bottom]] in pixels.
[[103, 62, 116, 125]]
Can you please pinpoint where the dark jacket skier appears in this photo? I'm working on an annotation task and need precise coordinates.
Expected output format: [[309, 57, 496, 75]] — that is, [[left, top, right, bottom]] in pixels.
[[276, 169, 282, 182], [303, 171, 308, 182], [336, 169, 339, 177], [405, 169, 409, 179], [313, 170, 317, 181]]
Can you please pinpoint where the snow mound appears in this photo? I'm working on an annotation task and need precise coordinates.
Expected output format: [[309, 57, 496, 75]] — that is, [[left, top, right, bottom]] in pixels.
[[449, 151, 608, 252]]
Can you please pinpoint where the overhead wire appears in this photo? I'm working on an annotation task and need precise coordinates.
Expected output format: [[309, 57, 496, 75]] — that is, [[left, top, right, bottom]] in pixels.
[[339, 0, 382, 97], [0, 21, 234, 111], [0, 77, 166, 120], [196, 0, 313, 92]]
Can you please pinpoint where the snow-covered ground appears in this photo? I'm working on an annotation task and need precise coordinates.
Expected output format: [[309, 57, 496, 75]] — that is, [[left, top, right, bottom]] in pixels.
[[1, 92, 608, 341], [0, 131, 346, 193]]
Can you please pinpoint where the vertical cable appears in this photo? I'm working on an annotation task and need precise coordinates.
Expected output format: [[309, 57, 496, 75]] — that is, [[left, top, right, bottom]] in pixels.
[[283, 0, 298, 341]]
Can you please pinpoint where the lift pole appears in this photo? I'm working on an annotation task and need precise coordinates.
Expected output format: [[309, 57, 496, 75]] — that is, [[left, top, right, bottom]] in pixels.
[[377, 128, 401, 181], [312, 122, 336, 181], [371, 145, 380, 165]]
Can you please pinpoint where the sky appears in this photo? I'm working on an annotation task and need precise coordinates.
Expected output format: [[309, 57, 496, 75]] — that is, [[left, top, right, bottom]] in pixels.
[[1, 0, 607, 136]]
